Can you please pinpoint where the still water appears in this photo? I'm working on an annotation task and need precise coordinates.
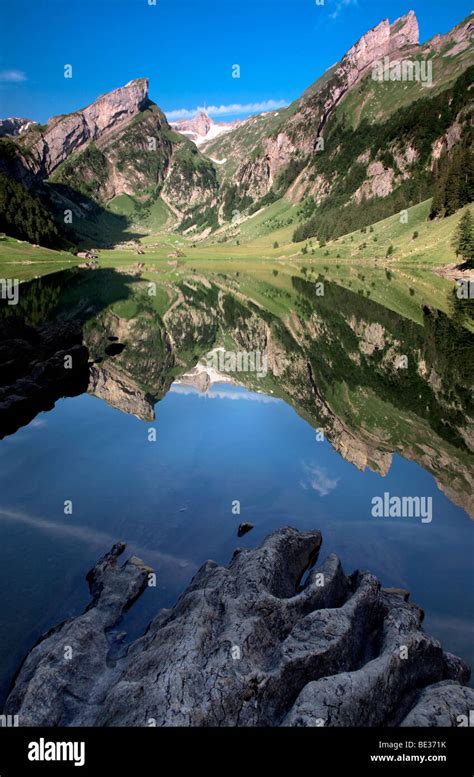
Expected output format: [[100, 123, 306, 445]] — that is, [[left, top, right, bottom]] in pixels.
[[0, 381, 472, 703]]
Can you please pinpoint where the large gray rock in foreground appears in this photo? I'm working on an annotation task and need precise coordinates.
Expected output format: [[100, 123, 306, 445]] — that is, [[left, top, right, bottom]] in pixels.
[[4, 528, 473, 726]]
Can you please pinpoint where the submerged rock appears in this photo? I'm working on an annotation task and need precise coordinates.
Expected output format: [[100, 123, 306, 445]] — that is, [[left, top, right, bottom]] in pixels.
[[237, 522, 254, 537], [4, 528, 472, 727]]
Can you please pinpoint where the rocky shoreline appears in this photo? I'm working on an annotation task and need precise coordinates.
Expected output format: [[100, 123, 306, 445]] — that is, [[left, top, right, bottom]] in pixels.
[[4, 528, 473, 727]]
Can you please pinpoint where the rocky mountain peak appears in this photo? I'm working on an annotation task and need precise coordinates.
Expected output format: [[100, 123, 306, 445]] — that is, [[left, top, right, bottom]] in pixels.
[[48, 77, 149, 135], [300, 11, 421, 142], [84, 78, 149, 128], [228, 10, 424, 202], [389, 10, 420, 47], [15, 78, 151, 181], [170, 110, 239, 146], [424, 12, 474, 56], [343, 10, 419, 78], [0, 117, 37, 137], [192, 110, 213, 136]]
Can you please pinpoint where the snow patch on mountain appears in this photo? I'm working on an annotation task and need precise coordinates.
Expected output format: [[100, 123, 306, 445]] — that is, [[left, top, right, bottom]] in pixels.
[[170, 111, 241, 146]]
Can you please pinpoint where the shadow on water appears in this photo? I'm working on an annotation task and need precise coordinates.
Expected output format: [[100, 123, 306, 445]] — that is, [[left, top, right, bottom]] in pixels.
[[0, 267, 143, 327], [0, 268, 144, 438]]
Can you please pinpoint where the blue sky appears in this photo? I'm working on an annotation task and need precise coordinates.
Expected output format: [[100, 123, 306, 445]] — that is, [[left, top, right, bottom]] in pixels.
[[0, 0, 471, 123]]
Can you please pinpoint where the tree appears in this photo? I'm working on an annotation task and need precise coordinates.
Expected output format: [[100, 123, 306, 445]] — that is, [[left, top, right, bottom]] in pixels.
[[452, 210, 474, 268], [0, 173, 59, 246], [430, 145, 474, 219]]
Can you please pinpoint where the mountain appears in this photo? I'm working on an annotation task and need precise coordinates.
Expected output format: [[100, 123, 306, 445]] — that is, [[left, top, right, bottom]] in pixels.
[[0, 78, 219, 243], [0, 10, 472, 247], [0, 118, 37, 137], [46, 85, 219, 211], [170, 110, 241, 146], [0, 79, 151, 186], [204, 11, 473, 236]]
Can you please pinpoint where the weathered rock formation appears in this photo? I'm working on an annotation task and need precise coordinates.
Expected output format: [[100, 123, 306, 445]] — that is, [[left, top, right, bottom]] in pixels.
[[5, 528, 473, 727]]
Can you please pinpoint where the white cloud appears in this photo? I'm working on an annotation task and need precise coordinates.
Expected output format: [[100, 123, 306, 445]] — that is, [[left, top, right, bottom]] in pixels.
[[0, 69, 27, 83], [329, 0, 358, 20], [170, 384, 281, 403], [301, 462, 340, 497], [29, 418, 47, 429], [166, 99, 287, 121]]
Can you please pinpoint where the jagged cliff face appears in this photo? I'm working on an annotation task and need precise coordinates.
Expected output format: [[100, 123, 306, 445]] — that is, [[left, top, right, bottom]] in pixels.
[[50, 102, 174, 202], [0, 77, 218, 213], [171, 111, 241, 146], [16, 79, 149, 183], [84, 308, 175, 412], [206, 12, 420, 200], [205, 11, 473, 212], [170, 111, 212, 144], [257, 12, 416, 199], [88, 362, 155, 421]]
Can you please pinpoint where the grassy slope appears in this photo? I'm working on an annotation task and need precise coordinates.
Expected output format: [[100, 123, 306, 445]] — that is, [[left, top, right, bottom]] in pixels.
[[109, 194, 174, 231]]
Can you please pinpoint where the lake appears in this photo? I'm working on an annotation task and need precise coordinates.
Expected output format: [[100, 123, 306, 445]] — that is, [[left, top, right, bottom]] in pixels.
[[0, 375, 472, 703]]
